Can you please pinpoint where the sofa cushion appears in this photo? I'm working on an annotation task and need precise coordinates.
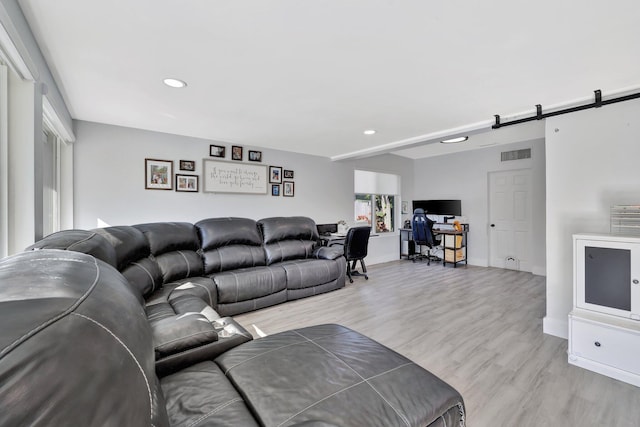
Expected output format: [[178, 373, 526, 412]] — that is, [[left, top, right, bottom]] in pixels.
[[161, 361, 259, 427], [121, 256, 164, 301], [93, 225, 150, 270], [216, 324, 465, 427], [135, 222, 204, 283], [25, 229, 117, 267], [212, 265, 287, 304], [0, 250, 169, 427], [259, 217, 319, 265], [135, 222, 200, 254], [280, 259, 342, 290], [197, 217, 266, 273]]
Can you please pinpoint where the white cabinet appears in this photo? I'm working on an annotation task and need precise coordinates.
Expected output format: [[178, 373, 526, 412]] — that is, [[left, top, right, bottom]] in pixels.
[[569, 234, 640, 386]]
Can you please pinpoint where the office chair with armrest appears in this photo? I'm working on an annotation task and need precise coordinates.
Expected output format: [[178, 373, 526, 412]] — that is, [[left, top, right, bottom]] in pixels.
[[331, 226, 371, 283], [411, 209, 440, 265]]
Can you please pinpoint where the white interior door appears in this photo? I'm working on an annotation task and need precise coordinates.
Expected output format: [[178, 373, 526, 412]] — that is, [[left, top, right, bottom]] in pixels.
[[489, 169, 532, 271]]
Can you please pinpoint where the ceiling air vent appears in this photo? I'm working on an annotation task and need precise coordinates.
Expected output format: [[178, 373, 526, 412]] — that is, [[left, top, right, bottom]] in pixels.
[[501, 148, 531, 162]]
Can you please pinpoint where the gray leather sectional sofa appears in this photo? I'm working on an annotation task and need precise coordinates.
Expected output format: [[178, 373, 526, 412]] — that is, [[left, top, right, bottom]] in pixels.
[[1, 215, 466, 426], [0, 249, 465, 426], [30, 216, 346, 317]]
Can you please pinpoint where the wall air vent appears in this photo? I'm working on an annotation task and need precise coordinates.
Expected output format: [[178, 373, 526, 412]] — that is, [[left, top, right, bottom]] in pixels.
[[501, 148, 531, 162]]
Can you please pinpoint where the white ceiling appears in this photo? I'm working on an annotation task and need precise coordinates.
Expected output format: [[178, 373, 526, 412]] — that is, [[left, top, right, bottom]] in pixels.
[[18, 0, 640, 159]]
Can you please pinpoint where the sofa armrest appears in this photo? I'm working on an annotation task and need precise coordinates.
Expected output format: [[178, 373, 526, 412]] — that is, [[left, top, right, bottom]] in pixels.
[[155, 317, 253, 377], [312, 246, 344, 260], [152, 313, 218, 359]]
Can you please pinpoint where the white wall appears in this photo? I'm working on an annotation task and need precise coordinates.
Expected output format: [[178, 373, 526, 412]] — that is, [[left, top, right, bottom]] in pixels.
[[544, 98, 640, 339], [413, 138, 546, 272], [74, 121, 414, 264]]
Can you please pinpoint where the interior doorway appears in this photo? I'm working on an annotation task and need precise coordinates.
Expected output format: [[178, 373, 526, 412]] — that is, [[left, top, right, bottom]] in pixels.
[[488, 169, 532, 271]]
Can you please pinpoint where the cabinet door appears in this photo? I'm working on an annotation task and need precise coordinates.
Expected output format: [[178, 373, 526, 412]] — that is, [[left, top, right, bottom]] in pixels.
[[575, 238, 640, 319]]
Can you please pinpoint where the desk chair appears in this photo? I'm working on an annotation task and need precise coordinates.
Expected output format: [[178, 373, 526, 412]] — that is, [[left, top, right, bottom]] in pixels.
[[331, 226, 371, 283], [411, 209, 440, 265]]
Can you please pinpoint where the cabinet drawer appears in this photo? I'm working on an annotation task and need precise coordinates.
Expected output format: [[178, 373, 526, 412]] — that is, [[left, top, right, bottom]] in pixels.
[[570, 317, 640, 375]]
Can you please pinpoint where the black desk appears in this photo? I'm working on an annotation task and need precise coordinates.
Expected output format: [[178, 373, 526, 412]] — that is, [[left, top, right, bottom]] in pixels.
[[318, 233, 347, 246], [399, 224, 469, 266]]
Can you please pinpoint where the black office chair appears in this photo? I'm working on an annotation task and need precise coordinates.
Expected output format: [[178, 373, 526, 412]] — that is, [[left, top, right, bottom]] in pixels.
[[411, 208, 440, 265], [332, 226, 371, 283]]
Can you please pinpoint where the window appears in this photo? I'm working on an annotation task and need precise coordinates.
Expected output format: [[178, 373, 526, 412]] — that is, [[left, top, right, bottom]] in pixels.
[[41, 129, 59, 236], [354, 170, 399, 233]]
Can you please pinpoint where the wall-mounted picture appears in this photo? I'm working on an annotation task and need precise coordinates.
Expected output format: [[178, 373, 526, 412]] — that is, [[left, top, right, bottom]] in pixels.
[[271, 184, 280, 196], [269, 166, 282, 183], [145, 158, 173, 190], [210, 145, 226, 158], [248, 150, 262, 162], [283, 169, 294, 179], [179, 160, 195, 171], [232, 145, 243, 161], [283, 181, 294, 197], [401, 201, 408, 214], [176, 174, 198, 192]]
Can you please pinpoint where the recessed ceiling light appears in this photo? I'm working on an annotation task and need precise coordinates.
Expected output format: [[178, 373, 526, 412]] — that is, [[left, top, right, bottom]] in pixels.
[[363, 129, 376, 135], [441, 136, 468, 144], [163, 78, 187, 88]]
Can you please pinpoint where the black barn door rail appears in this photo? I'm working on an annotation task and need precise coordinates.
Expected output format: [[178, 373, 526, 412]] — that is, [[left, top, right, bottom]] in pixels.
[[492, 89, 640, 129]]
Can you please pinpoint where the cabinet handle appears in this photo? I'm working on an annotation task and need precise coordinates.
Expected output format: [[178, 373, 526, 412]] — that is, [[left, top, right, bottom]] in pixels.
[[633, 279, 639, 285], [594, 341, 601, 347]]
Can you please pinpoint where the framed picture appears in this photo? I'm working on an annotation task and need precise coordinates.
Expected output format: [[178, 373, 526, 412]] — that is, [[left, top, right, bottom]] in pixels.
[[210, 145, 226, 158], [176, 174, 198, 192], [248, 150, 262, 162], [232, 145, 243, 161], [283, 169, 294, 179], [401, 201, 408, 214], [145, 158, 173, 190], [179, 160, 195, 171], [283, 181, 294, 197], [271, 184, 280, 196], [269, 166, 282, 183]]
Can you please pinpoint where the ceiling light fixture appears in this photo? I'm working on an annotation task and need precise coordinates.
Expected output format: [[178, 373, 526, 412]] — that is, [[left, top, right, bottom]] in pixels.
[[163, 78, 187, 88], [363, 129, 376, 135], [440, 136, 468, 144]]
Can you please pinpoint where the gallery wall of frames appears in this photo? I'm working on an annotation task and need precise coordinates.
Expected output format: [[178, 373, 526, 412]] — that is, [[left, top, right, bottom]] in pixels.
[[144, 144, 295, 197]]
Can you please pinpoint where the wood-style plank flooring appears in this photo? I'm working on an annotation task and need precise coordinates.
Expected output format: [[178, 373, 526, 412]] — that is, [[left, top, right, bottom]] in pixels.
[[234, 260, 640, 427]]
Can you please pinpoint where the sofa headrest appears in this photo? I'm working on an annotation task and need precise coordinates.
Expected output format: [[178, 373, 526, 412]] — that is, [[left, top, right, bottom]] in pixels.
[[92, 225, 150, 271], [26, 229, 117, 268], [0, 250, 168, 426], [196, 217, 262, 250], [258, 216, 319, 244], [134, 222, 199, 255]]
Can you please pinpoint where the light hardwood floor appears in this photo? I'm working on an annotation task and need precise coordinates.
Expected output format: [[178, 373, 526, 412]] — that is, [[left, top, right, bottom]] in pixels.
[[234, 260, 640, 427]]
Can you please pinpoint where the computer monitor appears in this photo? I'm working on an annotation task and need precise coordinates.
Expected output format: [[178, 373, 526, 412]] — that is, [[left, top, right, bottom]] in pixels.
[[412, 200, 461, 217]]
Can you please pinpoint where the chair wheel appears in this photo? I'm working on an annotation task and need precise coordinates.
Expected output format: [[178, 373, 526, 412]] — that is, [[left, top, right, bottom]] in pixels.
[[365, 276, 368, 280]]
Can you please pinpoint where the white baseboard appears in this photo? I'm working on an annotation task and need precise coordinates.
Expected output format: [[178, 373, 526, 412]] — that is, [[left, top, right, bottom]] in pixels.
[[543, 316, 568, 339], [532, 265, 546, 276]]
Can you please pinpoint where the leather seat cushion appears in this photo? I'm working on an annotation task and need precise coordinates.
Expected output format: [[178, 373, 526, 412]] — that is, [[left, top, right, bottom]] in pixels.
[[212, 266, 286, 304], [279, 259, 341, 290], [161, 361, 259, 427], [215, 324, 464, 427]]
